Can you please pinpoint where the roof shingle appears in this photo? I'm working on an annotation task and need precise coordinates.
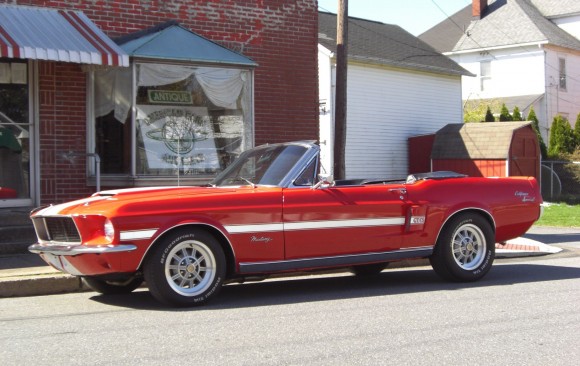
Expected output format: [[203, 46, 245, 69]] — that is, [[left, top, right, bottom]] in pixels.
[[318, 11, 471, 77], [432, 121, 532, 159]]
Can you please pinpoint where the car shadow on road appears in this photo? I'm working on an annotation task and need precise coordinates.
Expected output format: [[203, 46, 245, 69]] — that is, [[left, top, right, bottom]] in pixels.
[[89, 262, 580, 311]]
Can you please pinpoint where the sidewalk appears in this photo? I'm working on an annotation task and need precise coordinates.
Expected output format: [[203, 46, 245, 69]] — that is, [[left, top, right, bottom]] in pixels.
[[0, 230, 566, 298]]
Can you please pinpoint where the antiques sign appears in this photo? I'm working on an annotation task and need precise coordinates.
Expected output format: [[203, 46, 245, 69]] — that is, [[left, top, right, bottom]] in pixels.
[[147, 90, 193, 105]]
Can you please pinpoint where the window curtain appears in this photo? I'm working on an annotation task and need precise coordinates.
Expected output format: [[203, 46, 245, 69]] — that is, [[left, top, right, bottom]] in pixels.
[[138, 64, 245, 110], [94, 68, 132, 123]]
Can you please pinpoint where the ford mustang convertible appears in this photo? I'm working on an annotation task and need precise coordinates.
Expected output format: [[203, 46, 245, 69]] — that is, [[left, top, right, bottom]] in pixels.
[[29, 141, 542, 306]]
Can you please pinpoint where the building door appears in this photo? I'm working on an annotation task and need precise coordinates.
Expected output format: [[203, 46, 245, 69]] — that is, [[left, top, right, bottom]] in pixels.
[[0, 60, 34, 207]]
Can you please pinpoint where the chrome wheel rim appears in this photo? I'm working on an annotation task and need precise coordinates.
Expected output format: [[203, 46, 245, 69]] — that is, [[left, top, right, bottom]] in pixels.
[[165, 240, 216, 297], [451, 224, 486, 270]]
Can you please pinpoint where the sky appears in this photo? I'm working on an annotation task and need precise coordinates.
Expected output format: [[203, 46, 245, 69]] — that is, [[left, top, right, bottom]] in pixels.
[[317, 0, 473, 36]]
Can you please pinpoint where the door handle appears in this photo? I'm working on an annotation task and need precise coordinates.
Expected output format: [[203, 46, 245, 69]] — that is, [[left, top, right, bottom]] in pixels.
[[389, 188, 407, 200]]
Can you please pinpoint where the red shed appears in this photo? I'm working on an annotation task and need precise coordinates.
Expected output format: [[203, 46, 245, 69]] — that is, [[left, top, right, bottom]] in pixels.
[[429, 122, 540, 180]]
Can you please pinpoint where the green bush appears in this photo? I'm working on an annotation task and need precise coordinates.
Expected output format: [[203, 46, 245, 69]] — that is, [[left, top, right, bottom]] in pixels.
[[499, 103, 512, 121], [485, 106, 495, 122], [528, 106, 547, 159], [575, 112, 580, 148], [512, 106, 522, 121], [549, 115, 575, 157]]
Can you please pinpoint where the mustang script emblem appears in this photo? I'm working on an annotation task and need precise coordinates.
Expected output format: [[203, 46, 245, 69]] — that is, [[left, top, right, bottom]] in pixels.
[[251, 236, 273, 244]]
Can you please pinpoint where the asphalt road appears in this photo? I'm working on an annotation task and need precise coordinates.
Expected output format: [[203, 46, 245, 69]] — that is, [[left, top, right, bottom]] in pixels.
[[1, 246, 579, 366]]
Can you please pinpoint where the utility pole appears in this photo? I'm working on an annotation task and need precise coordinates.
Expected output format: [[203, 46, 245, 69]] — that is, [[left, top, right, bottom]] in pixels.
[[334, 0, 348, 180]]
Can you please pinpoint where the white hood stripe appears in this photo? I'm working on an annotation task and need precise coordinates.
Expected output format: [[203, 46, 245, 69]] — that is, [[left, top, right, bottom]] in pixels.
[[37, 196, 109, 216]]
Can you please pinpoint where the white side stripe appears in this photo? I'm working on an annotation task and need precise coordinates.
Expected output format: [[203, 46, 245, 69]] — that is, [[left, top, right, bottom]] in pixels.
[[120, 229, 158, 240], [225, 223, 284, 234], [225, 217, 405, 234], [284, 218, 405, 231]]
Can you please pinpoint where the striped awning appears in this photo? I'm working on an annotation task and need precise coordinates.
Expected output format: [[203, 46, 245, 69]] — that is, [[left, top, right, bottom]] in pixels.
[[0, 5, 128, 67]]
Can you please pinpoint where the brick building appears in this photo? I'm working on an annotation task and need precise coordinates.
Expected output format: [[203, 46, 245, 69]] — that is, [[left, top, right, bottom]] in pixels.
[[0, 0, 319, 214]]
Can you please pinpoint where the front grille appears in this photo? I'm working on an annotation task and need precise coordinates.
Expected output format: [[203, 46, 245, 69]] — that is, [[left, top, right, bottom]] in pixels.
[[32, 217, 81, 243]]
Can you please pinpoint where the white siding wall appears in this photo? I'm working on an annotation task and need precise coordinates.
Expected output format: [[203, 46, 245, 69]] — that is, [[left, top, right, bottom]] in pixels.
[[345, 64, 463, 179], [544, 47, 580, 130], [453, 48, 546, 100]]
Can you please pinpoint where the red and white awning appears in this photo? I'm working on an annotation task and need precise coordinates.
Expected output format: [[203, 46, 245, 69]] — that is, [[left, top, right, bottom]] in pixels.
[[0, 5, 128, 67]]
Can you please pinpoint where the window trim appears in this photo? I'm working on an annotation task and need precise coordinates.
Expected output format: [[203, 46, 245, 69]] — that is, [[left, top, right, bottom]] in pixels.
[[0, 59, 36, 208], [479, 60, 491, 92], [87, 61, 255, 187], [558, 57, 567, 91]]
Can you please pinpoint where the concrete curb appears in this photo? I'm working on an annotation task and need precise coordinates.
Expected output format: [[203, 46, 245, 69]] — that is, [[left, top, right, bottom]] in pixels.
[[0, 273, 88, 297], [496, 237, 562, 258]]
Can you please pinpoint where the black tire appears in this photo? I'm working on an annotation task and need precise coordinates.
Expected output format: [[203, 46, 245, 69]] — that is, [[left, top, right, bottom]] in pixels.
[[351, 262, 388, 276], [144, 229, 226, 307], [430, 213, 495, 282], [82, 276, 144, 295]]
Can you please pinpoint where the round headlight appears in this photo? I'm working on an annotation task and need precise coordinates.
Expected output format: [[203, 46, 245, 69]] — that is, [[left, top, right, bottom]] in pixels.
[[104, 218, 115, 242]]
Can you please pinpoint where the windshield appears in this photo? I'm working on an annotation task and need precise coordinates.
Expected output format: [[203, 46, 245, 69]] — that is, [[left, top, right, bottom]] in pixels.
[[212, 144, 309, 187]]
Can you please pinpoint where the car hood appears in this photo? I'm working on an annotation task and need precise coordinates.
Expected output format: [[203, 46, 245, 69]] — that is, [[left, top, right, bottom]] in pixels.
[[32, 186, 278, 217]]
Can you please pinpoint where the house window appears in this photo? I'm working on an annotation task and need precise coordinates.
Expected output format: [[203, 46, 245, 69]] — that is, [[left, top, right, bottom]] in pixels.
[[93, 63, 253, 183], [480, 61, 491, 92], [559, 58, 567, 91], [0, 60, 32, 206]]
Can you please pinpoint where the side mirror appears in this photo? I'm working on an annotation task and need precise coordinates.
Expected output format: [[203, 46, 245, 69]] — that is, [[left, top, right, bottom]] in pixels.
[[312, 174, 334, 189]]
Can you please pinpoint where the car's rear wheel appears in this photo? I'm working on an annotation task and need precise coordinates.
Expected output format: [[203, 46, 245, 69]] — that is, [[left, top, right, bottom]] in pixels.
[[82, 276, 143, 295], [430, 213, 495, 282], [144, 229, 225, 307]]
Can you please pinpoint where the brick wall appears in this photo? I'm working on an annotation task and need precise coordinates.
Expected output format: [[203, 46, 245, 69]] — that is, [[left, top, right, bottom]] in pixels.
[[38, 61, 88, 203], [3, 0, 319, 203]]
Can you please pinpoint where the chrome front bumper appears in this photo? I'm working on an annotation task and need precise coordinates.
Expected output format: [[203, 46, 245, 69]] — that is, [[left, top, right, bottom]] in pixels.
[[28, 243, 137, 256]]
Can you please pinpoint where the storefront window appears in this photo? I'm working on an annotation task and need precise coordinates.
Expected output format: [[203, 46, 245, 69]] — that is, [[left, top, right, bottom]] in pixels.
[[0, 61, 30, 203], [93, 63, 252, 182]]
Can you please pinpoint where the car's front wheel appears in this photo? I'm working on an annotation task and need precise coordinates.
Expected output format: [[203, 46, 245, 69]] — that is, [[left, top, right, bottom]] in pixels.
[[82, 276, 143, 295], [144, 229, 226, 307], [430, 213, 495, 282]]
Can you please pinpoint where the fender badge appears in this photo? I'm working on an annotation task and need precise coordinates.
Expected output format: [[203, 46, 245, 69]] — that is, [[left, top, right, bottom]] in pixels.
[[515, 191, 535, 202], [251, 236, 273, 244]]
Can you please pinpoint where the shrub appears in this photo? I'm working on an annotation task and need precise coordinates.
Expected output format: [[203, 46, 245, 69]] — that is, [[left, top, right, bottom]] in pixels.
[[484, 106, 495, 122], [548, 115, 575, 157], [499, 103, 513, 121], [512, 106, 522, 121], [575, 112, 580, 149], [528, 106, 547, 159]]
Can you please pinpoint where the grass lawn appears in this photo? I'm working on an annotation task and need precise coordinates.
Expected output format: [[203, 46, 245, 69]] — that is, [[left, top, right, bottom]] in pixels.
[[535, 203, 580, 228]]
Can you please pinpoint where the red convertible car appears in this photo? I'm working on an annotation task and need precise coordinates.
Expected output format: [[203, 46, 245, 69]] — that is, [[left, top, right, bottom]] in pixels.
[[29, 141, 542, 306]]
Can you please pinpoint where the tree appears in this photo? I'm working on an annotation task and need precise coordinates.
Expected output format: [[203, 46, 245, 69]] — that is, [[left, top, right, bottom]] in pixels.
[[527, 106, 547, 159], [512, 106, 522, 121], [463, 99, 502, 123], [548, 115, 574, 157], [575, 112, 580, 150], [499, 103, 512, 121], [485, 106, 495, 122]]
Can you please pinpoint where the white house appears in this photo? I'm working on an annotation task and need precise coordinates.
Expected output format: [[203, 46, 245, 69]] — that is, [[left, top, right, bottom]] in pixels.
[[420, 0, 580, 141], [318, 12, 472, 179]]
